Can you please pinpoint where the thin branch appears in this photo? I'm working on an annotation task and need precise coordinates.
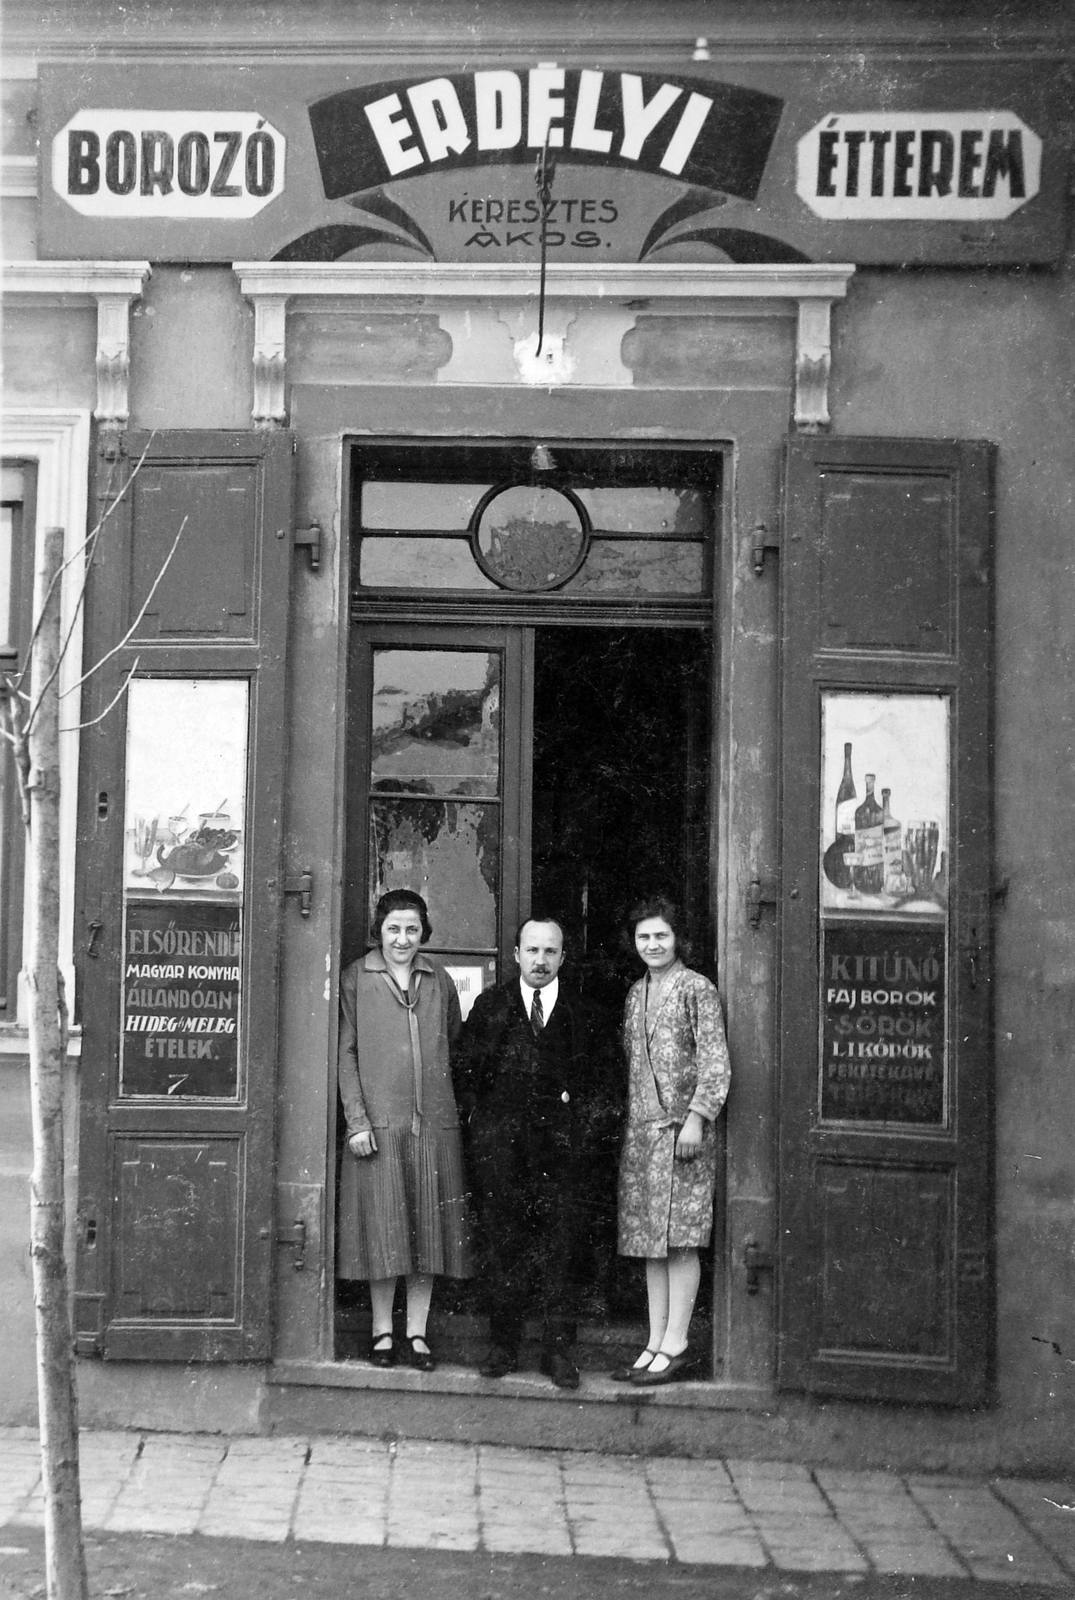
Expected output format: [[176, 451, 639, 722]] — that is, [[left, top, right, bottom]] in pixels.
[[11, 431, 158, 696], [29, 511, 187, 739], [64, 657, 139, 731], [58, 513, 187, 702]]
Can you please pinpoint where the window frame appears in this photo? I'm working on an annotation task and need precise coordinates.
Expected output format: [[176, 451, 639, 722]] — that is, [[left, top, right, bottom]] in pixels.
[[349, 438, 722, 625], [0, 461, 37, 1020]]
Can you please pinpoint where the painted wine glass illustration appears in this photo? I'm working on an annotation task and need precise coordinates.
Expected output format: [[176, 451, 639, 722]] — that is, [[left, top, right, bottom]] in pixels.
[[903, 819, 942, 897], [132, 816, 158, 875]]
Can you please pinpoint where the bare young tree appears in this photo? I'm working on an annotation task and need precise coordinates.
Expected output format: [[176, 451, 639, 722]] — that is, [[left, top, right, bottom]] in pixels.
[[0, 445, 184, 1600]]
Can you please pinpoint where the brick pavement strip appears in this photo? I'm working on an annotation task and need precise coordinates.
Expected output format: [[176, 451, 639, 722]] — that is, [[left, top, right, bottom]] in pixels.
[[293, 1437, 391, 1545], [815, 1467, 967, 1579], [645, 1458, 769, 1568], [197, 1435, 308, 1544], [561, 1456, 670, 1561], [477, 1445, 572, 1557], [0, 1430, 40, 1526], [13, 1432, 139, 1533], [106, 1434, 227, 1535], [3, 1426, 1075, 1584], [387, 1440, 479, 1552], [726, 1459, 868, 1574], [908, 1476, 1072, 1588], [994, 1478, 1075, 1582]]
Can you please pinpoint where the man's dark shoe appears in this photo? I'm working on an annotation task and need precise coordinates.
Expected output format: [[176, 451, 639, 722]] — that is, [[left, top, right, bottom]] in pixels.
[[480, 1343, 519, 1378], [540, 1348, 580, 1390]]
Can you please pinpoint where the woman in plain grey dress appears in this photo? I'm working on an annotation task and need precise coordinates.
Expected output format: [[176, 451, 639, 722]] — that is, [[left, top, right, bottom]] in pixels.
[[337, 889, 473, 1371]]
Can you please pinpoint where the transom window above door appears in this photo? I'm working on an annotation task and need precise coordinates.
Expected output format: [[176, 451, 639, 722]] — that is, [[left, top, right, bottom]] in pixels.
[[352, 443, 718, 600]]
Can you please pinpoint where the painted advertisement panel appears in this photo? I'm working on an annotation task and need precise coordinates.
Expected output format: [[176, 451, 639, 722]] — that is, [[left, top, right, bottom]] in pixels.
[[120, 678, 248, 1099], [37, 58, 1069, 264], [818, 692, 949, 1127]]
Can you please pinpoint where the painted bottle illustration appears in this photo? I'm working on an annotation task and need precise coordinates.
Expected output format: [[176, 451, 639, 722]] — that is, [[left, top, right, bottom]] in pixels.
[[881, 787, 906, 894], [852, 772, 885, 893], [823, 741, 857, 889]]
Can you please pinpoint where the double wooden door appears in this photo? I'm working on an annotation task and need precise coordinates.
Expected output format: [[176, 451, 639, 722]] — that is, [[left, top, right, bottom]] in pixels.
[[343, 621, 712, 999]]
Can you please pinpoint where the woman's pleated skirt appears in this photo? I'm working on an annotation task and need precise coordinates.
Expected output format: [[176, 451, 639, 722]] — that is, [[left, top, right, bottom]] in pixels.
[[337, 1122, 475, 1281]]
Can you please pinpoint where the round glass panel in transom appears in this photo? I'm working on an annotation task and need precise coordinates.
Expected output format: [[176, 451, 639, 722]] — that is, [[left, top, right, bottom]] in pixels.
[[473, 484, 588, 591]]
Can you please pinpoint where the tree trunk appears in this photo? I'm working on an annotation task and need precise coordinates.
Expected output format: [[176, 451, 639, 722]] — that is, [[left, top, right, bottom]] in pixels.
[[26, 525, 88, 1600]]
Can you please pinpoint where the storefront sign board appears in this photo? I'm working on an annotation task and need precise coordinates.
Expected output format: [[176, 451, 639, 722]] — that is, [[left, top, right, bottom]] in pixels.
[[37, 58, 1070, 264]]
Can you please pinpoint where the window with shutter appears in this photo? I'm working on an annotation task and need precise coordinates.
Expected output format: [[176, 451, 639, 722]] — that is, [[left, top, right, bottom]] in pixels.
[[74, 431, 294, 1362], [778, 435, 994, 1405]]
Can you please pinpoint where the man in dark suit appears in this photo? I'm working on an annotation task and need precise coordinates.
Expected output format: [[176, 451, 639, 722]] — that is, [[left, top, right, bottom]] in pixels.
[[456, 917, 618, 1389]]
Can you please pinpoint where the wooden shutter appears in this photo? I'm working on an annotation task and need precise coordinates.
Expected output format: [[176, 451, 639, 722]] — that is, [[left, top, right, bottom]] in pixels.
[[778, 435, 994, 1405], [74, 430, 293, 1361]]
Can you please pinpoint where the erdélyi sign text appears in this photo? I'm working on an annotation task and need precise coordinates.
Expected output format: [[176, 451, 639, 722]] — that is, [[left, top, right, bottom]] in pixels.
[[38, 57, 1069, 264]]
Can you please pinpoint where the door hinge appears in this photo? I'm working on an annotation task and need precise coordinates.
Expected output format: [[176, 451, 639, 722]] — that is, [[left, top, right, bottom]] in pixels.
[[749, 519, 780, 576], [275, 1218, 307, 1271], [743, 1239, 775, 1295], [284, 869, 313, 918], [294, 523, 322, 573], [747, 875, 780, 929]]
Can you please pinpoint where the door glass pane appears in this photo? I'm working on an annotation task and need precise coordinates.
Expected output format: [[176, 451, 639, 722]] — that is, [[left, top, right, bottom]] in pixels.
[[372, 649, 500, 797], [362, 482, 490, 529], [121, 678, 248, 1099], [575, 485, 706, 534], [360, 536, 496, 591], [369, 798, 499, 948], [563, 539, 704, 594]]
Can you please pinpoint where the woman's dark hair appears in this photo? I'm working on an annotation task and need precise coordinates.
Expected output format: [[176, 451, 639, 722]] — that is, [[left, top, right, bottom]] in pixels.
[[624, 894, 693, 963], [371, 889, 433, 945]]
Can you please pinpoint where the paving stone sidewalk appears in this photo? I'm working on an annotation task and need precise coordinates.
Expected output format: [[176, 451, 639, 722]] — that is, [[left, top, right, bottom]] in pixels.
[[2, 1427, 1073, 1588]]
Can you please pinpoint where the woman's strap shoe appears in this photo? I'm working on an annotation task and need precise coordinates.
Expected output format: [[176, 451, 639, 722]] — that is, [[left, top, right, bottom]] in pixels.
[[403, 1334, 437, 1373], [368, 1334, 396, 1369], [629, 1347, 695, 1385], [610, 1349, 657, 1383]]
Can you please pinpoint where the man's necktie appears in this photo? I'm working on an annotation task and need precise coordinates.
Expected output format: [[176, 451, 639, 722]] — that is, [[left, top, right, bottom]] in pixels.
[[530, 988, 544, 1037]]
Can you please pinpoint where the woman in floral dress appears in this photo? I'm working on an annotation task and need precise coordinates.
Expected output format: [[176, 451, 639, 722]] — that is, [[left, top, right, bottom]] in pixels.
[[615, 896, 731, 1385]]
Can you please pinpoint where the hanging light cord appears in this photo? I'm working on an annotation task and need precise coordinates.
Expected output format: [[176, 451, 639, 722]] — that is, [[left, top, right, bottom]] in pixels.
[[535, 140, 556, 357]]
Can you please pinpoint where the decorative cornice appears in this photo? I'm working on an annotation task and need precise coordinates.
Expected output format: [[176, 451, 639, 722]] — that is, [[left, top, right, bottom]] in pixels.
[[233, 261, 855, 303], [234, 260, 854, 429], [2, 261, 152, 299], [2, 262, 151, 429]]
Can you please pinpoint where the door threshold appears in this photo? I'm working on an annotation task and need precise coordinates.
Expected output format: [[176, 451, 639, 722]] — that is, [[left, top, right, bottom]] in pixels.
[[268, 1359, 771, 1412]]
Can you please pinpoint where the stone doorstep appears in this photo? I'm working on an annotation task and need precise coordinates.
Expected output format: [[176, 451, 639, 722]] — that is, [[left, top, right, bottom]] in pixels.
[[268, 1358, 767, 1411]]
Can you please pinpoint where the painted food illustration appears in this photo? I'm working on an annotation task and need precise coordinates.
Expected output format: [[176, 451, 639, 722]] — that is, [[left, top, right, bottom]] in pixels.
[[132, 811, 241, 890]]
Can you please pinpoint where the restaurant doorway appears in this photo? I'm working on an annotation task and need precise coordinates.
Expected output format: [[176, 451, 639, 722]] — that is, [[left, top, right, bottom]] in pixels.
[[337, 619, 713, 1363]]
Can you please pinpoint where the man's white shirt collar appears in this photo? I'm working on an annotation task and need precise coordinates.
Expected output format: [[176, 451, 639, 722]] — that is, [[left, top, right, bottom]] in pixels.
[[520, 975, 558, 1019]]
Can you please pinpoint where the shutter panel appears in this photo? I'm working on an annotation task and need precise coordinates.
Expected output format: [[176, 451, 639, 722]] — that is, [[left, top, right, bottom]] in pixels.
[[74, 430, 293, 1361], [778, 435, 993, 1405]]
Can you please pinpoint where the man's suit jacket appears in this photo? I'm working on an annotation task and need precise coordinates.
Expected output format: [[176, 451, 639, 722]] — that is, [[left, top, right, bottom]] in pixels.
[[455, 979, 620, 1197]]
